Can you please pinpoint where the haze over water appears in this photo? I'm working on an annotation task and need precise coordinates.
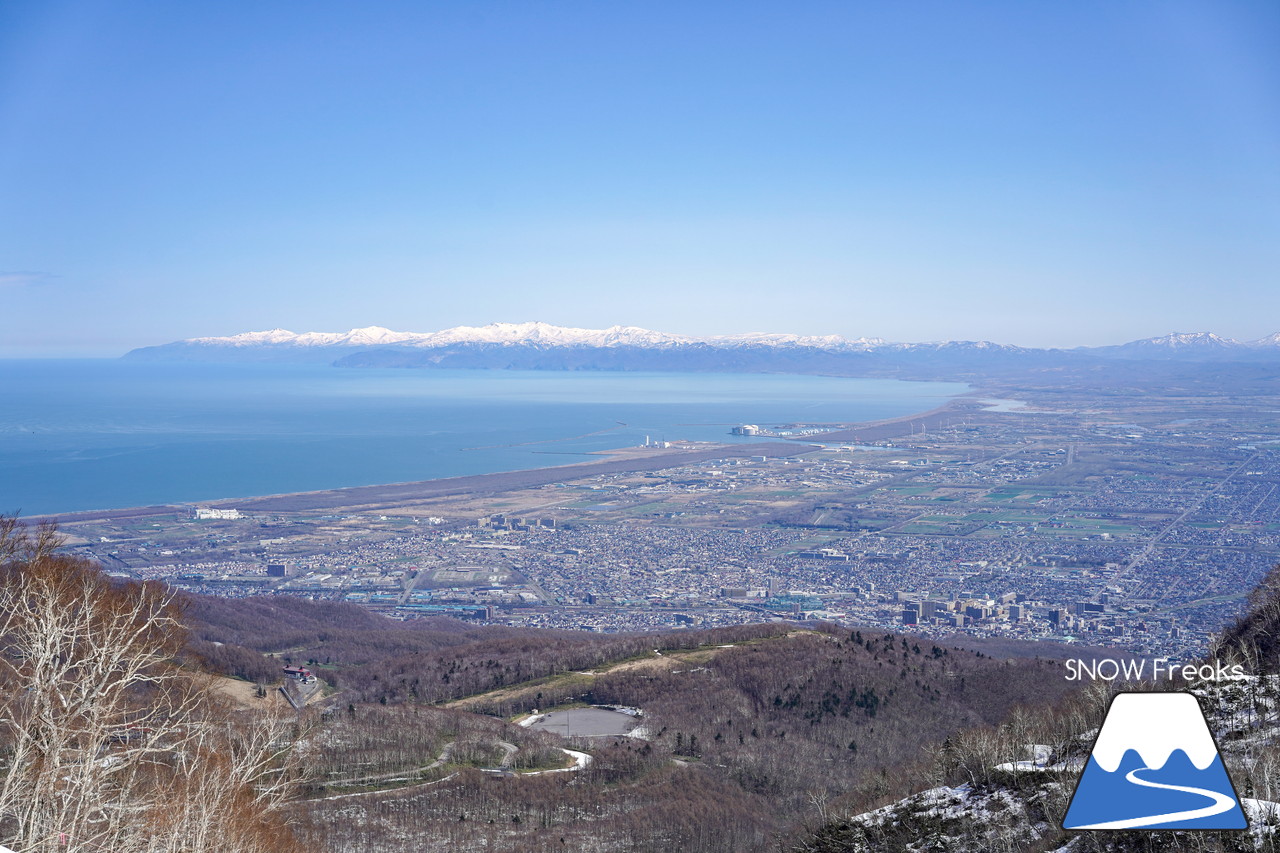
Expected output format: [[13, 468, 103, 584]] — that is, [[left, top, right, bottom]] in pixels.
[[0, 361, 967, 515]]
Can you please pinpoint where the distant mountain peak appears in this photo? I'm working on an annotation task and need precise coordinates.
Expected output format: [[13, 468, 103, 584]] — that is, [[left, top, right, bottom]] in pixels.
[[1251, 331, 1280, 347], [126, 322, 1280, 371], [189, 328, 300, 346], [1127, 331, 1240, 348], [167, 322, 876, 351]]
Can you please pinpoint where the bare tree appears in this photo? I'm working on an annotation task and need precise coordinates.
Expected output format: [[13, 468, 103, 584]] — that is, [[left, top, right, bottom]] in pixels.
[[0, 519, 306, 853], [142, 701, 308, 853]]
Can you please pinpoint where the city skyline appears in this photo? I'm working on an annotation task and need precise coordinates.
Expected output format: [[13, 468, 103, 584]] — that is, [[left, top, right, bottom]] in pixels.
[[2, 1, 1278, 356]]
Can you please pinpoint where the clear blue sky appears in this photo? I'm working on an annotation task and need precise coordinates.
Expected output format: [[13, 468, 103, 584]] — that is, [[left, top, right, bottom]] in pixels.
[[2, 0, 1277, 355]]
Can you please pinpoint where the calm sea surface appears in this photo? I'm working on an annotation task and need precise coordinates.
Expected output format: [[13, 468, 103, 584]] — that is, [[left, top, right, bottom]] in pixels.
[[0, 361, 968, 515]]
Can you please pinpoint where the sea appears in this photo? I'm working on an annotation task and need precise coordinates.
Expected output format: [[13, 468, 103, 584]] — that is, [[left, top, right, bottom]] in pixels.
[[0, 360, 969, 516]]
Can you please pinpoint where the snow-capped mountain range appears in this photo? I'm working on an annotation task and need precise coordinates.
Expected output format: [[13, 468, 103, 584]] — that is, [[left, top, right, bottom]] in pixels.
[[181, 322, 889, 352], [124, 322, 1280, 374]]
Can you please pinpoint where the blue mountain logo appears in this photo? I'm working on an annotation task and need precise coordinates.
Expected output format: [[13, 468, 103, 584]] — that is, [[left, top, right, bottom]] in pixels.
[[1063, 692, 1247, 830]]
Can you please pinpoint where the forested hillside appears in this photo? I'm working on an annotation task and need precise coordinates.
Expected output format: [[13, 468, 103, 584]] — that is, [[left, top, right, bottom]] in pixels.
[[0, 520, 308, 853], [14, 524, 1274, 852], [794, 566, 1280, 853], [1219, 564, 1280, 673]]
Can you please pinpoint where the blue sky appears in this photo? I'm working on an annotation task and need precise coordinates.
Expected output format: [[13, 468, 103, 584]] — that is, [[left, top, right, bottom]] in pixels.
[[1, 1, 1278, 355]]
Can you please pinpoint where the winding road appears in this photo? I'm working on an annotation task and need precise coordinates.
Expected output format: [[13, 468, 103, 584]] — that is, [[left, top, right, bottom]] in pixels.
[[315, 741, 591, 801]]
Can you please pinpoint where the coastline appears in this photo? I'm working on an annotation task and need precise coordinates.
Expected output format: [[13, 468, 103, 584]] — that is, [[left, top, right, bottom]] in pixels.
[[29, 440, 816, 524], [815, 396, 1010, 443], [26, 394, 1020, 526]]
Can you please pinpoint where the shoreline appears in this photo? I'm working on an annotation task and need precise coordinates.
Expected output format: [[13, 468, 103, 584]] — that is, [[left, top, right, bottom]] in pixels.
[[814, 396, 1010, 443], [29, 440, 817, 524], [27, 393, 1018, 525]]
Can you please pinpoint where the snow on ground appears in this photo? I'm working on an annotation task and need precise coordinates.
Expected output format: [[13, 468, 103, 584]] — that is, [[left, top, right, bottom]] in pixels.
[[1245, 797, 1280, 845], [524, 749, 593, 775], [1244, 798, 1280, 822], [516, 713, 546, 729]]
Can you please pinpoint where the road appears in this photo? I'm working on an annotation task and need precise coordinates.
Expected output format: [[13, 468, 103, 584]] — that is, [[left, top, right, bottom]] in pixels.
[[315, 738, 590, 799], [321, 740, 459, 789], [1122, 451, 1260, 599]]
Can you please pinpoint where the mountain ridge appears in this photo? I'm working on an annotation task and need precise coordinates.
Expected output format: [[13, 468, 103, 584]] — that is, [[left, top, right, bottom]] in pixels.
[[132, 322, 1280, 355], [123, 322, 1280, 376], [175, 321, 895, 352]]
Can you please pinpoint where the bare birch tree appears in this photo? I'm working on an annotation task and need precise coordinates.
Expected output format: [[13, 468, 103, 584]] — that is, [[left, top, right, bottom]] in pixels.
[[0, 519, 306, 853]]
